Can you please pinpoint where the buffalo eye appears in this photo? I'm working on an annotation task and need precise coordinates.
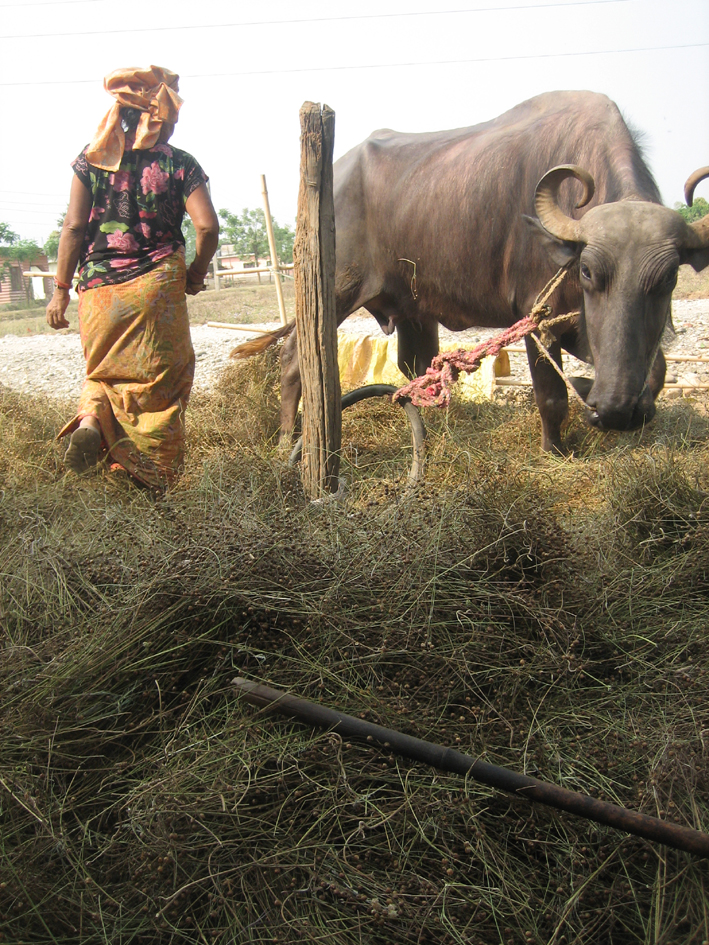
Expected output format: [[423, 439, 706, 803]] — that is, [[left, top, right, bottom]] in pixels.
[[579, 258, 607, 290], [652, 266, 678, 295]]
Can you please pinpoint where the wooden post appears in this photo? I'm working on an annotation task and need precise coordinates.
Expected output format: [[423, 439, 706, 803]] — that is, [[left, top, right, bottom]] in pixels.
[[261, 174, 288, 326], [294, 102, 341, 499]]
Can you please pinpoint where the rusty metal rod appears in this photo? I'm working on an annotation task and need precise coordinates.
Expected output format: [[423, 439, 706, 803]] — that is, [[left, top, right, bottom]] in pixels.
[[233, 677, 709, 858]]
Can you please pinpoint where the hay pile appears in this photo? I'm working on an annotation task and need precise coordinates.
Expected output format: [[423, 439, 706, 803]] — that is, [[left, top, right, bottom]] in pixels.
[[1, 355, 708, 945]]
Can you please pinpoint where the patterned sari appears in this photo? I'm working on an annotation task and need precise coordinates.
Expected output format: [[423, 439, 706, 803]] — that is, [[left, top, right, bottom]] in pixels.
[[58, 253, 194, 489]]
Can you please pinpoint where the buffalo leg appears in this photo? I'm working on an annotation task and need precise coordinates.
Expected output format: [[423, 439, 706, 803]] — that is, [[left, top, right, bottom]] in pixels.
[[396, 319, 440, 378], [525, 334, 568, 453], [279, 329, 302, 442]]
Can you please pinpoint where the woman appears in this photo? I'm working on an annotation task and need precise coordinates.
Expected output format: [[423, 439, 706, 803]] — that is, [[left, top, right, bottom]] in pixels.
[[46, 65, 219, 490]]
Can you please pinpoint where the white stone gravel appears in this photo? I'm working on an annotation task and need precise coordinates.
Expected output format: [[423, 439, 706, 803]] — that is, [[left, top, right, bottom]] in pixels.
[[1, 299, 707, 402]]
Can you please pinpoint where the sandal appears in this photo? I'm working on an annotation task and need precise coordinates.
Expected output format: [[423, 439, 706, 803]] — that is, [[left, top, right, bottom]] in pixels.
[[64, 427, 101, 475]]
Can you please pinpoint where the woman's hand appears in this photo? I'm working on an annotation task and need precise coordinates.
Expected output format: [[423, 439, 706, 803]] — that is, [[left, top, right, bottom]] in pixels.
[[46, 288, 71, 329], [48, 174, 91, 328], [185, 262, 208, 295]]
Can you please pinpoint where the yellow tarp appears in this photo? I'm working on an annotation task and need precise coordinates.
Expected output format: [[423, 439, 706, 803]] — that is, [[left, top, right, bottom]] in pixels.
[[338, 334, 510, 401]]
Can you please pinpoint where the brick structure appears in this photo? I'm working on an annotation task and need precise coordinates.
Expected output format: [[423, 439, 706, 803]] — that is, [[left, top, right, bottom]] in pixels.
[[0, 252, 52, 306]]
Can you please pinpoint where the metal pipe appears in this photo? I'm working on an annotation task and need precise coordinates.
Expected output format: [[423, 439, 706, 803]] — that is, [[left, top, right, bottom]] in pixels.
[[233, 677, 709, 857]]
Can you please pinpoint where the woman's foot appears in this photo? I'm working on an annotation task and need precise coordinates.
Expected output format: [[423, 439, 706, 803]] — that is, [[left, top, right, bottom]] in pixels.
[[64, 427, 102, 475]]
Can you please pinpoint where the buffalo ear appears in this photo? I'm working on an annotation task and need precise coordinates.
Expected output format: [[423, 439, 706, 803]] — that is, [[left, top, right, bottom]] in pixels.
[[523, 215, 580, 267], [680, 246, 709, 273]]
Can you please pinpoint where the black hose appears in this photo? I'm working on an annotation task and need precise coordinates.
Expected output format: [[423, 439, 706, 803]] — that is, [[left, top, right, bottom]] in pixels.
[[288, 384, 426, 485], [233, 677, 709, 858]]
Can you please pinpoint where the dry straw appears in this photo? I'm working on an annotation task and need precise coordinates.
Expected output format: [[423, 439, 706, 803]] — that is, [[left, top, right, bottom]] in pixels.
[[1, 354, 708, 945]]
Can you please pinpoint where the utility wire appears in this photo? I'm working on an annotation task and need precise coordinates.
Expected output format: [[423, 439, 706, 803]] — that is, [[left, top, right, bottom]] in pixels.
[[0, 41, 705, 87], [0, 0, 631, 37], [0, 190, 68, 198], [0, 0, 104, 6], [0, 207, 64, 216]]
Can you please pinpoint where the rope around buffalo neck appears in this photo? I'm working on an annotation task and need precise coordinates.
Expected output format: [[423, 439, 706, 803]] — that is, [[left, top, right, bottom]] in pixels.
[[393, 264, 584, 409]]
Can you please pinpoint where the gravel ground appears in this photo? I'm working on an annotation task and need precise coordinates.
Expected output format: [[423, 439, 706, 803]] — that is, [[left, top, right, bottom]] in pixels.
[[1, 299, 707, 402]]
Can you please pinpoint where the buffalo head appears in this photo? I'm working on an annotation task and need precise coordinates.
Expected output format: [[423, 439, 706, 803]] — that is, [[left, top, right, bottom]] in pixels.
[[528, 164, 709, 433]]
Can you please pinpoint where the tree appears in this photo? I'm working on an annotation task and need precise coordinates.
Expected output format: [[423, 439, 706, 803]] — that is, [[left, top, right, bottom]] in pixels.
[[218, 207, 295, 265], [43, 208, 67, 262], [0, 222, 18, 246], [0, 221, 19, 286], [181, 218, 197, 265], [271, 217, 295, 265], [674, 197, 709, 224], [43, 230, 61, 262]]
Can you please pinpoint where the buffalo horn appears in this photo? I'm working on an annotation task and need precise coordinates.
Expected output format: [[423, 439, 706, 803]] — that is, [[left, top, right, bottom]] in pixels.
[[684, 166, 709, 207], [534, 164, 595, 243], [684, 166, 709, 248]]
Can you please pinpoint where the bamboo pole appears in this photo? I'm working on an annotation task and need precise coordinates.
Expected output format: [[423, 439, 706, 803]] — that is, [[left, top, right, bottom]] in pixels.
[[215, 264, 294, 278], [294, 102, 341, 499], [233, 678, 709, 858], [261, 174, 288, 326], [206, 322, 280, 332], [503, 346, 709, 364], [495, 379, 709, 391]]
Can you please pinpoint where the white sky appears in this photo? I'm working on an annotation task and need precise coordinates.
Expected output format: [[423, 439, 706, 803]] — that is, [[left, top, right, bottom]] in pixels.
[[0, 0, 707, 246]]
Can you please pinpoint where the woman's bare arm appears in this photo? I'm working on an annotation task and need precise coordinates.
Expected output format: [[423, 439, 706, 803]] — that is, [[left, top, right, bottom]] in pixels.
[[184, 183, 220, 295], [46, 175, 92, 329]]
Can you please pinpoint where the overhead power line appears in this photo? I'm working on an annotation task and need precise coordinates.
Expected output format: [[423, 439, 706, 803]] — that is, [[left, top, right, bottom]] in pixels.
[[0, 207, 64, 216], [0, 0, 103, 6], [0, 0, 103, 5], [0, 190, 68, 198], [0, 41, 705, 88], [0, 0, 630, 38]]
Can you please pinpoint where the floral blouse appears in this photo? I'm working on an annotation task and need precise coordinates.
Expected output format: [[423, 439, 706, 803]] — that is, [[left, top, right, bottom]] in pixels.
[[72, 143, 208, 291]]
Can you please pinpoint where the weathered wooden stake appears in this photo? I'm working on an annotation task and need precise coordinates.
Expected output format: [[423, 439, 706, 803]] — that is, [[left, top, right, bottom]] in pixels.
[[294, 102, 341, 499]]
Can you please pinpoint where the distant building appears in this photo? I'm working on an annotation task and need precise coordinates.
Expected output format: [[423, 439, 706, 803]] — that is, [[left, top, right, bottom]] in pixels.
[[217, 245, 272, 285], [0, 251, 53, 306]]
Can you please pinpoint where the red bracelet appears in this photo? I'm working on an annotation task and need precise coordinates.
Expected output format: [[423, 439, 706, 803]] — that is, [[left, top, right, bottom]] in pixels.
[[54, 277, 71, 290]]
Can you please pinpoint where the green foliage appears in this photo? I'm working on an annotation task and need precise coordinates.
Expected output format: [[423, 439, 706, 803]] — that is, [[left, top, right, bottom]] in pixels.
[[0, 221, 18, 246], [181, 217, 197, 264], [43, 231, 61, 261], [42, 208, 68, 262], [2, 238, 41, 263], [675, 196, 709, 223], [218, 206, 295, 264]]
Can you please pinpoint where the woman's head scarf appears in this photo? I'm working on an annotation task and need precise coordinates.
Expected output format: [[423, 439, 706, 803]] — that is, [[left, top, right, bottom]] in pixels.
[[85, 66, 183, 172]]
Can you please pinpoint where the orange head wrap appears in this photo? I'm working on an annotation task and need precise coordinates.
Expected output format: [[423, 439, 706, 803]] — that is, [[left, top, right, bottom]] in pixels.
[[85, 66, 183, 172]]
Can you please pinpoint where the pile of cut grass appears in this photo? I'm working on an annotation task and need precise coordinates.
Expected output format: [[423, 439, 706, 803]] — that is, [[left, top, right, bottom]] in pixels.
[[1, 358, 708, 945]]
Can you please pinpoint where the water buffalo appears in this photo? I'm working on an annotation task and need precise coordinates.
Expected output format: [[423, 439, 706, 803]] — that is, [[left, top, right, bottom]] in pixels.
[[244, 91, 709, 451]]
